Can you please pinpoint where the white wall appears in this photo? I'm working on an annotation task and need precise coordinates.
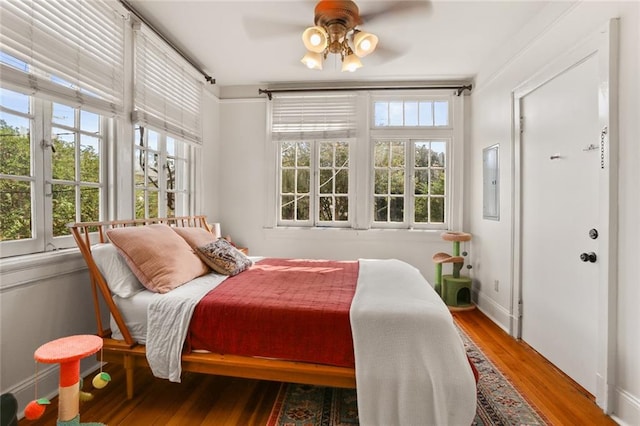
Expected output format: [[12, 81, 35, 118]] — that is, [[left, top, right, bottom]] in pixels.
[[468, 2, 639, 425], [0, 253, 105, 416]]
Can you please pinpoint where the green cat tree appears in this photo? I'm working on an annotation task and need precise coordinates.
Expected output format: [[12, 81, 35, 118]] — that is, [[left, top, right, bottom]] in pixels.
[[432, 231, 474, 311]]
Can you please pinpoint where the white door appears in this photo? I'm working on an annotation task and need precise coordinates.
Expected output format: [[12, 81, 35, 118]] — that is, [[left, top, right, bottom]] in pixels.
[[520, 54, 600, 394]]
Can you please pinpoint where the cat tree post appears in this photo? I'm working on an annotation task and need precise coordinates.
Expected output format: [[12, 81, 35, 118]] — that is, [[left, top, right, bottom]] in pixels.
[[432, 231, 474, 310]]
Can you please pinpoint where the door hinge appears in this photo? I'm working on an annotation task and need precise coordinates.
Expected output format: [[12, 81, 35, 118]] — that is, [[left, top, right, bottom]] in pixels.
[[519, 116, 525, 134], [517, 299, 523, 318]]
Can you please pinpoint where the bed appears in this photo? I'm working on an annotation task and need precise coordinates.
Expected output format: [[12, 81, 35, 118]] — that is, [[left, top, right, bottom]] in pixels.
[[69, 216, 477, 425]]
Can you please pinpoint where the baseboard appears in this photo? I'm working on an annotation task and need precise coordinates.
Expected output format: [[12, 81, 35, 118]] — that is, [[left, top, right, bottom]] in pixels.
[[473, 290, 511, 334], [611, 387, 640, 426]]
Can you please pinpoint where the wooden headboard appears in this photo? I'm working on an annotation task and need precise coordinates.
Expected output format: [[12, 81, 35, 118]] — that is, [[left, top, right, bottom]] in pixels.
[[67, 216, 210, 347]]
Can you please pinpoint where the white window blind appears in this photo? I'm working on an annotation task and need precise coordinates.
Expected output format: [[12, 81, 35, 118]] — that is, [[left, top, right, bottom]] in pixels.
[[271, 94, 357, 141], [0, 0, 125, 115], [133, 23, 203, 144]]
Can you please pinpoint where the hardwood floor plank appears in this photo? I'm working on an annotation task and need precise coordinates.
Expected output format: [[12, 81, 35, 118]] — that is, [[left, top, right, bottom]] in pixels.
[[19, 309, 615, 425], [453, 309, 616, 426]]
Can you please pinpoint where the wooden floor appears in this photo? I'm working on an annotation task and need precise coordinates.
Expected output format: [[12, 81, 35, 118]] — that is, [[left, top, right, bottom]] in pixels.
[[20, 309, 616, 425]]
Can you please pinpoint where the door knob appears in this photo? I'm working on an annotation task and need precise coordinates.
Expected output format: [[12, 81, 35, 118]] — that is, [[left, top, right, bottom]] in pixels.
[[580, 252, 597, 263]]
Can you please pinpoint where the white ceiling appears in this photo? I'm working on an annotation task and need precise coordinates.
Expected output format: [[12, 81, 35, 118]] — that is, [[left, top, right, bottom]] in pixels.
[[127, 0, 551, 87]]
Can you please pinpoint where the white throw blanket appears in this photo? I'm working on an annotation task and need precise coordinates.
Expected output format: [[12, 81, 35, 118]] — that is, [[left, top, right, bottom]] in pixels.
[[351, 259, 477, 426], [146, 272, 228, 381]]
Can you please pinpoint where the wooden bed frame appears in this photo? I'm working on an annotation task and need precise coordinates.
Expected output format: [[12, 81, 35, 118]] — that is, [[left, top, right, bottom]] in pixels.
[[68, 216, 356, 399]]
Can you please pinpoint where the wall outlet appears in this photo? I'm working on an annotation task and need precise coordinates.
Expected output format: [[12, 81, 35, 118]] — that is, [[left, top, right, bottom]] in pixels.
[[494, 280, 499, 292]]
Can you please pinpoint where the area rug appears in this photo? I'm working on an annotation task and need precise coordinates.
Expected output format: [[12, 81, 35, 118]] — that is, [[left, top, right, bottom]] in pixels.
[[267, 325, 548, 426]]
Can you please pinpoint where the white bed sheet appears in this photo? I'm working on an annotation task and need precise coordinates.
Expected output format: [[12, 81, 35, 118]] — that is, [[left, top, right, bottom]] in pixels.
[[110, 290, 156, 344], [110, 256, 264, 343]]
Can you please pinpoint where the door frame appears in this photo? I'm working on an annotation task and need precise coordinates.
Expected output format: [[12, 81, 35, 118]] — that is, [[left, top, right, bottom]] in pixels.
[[510, 19, 619, 412]]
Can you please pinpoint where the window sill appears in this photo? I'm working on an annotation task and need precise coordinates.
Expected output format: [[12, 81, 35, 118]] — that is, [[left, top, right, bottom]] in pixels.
[[0, 249, 87, 290]]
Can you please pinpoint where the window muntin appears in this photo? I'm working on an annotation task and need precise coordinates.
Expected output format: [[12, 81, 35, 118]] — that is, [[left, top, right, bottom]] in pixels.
[[278, 139, 352, 226], [374, 100, 449, 127], [134, 126, 191, 219]]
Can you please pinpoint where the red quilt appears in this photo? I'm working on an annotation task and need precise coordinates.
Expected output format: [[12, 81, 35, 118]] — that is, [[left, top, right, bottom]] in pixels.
[[187, 258, 359, 367]]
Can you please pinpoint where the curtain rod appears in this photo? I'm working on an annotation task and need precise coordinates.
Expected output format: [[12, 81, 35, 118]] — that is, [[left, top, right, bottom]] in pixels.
[[259, 84, 472, 100], [119, 0, 215, 85]]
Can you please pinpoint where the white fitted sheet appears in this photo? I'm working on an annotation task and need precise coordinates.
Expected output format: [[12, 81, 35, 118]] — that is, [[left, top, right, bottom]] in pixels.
[[110, 290, 156, 344]]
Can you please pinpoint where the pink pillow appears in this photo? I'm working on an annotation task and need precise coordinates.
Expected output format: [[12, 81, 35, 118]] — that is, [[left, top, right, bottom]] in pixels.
[[106, 224, 209, 293], [172, 226, 217, 248]]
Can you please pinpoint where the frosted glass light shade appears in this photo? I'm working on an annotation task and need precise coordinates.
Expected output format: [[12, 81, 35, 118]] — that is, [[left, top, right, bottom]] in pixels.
[[301, 51, 324, 70], [302, 26, 329, 53], [341, 53, 362, 72], [354, 31, 378, 57]]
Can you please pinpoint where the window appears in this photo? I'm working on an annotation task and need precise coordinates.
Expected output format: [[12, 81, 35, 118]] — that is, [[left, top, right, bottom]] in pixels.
[[0, 0, 123, 257], [1, 88, 107, 256], [1, 89, 34, 245], [270, 92, 458, 231], [372, 97, 451, 229], [272, 93, 356, 227], [50, 103, 104, 234], [134, 126, 193, 219], [373, 139, 447, 226], [318, 141, 350, 223], [278, 139, 351, 226], [132, 21, 203, 220], [374, 100, 449, 127], [373, 141, 405, 223]]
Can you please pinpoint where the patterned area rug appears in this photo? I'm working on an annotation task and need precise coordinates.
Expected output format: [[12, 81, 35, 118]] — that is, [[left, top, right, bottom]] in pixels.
[[267, 325, 548, 426]]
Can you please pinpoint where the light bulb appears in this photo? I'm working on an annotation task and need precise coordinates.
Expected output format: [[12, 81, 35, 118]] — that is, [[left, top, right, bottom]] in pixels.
[[302, 26, 328, 53], [310, 33, 322, 47], [353, 31, 378, 57]]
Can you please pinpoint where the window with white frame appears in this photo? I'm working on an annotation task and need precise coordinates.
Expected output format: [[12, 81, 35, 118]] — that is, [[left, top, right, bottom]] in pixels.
[[132, 21, 202, 219], [272, 94, 356, 227], [278, 139, 351, 226], [0, 87, 107, 256], [269, 92, 458, 231], [134, 126, 193, 219], [0, 0, 123, 257], [373, 139, 447, 226], [372, 98, 451, 229]]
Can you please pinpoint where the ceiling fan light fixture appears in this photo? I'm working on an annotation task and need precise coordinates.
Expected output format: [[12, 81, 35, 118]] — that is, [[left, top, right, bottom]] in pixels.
[[341, 52, 362, 72], [302, 26, 329, 53], [353, 30, 378, 57], [301, 51, 324, 70]]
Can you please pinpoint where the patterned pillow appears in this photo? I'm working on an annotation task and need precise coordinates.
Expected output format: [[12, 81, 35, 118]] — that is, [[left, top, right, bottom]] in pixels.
[[196, 238, 253, 276]]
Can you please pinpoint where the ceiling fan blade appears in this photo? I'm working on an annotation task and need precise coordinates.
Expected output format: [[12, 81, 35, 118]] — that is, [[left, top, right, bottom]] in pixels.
[[368, 43, 406, 64], [359, 1, 431, 25], [242, 15, 307, 40]]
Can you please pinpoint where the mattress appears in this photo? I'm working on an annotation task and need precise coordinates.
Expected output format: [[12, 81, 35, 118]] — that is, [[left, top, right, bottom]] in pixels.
[[110, 290, 154, 343]]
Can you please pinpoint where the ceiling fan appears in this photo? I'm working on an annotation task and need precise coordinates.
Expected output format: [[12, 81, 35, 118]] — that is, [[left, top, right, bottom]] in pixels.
[[243, 1, 430, 72]]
